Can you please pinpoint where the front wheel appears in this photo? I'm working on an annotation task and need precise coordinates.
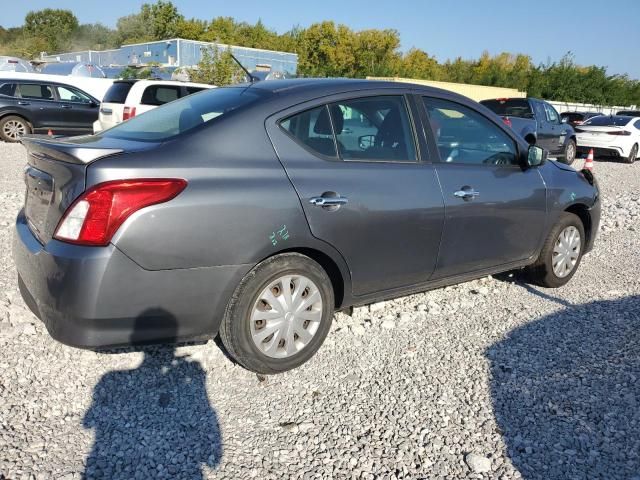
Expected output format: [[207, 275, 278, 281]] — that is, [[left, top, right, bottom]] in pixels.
[[625, 143, 638, 164], [219, 253, 335, 374], [525, 212, 585, 288], [561, 139, 577, 165]]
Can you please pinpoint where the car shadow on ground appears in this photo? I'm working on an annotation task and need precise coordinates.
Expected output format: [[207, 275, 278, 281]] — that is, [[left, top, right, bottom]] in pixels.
[[82, 309, 223, 479], [486, 294, 640, 479]]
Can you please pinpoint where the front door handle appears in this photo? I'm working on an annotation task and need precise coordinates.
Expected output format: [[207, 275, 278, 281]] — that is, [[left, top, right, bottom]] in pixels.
[[309, 196, 348, 207], [453, 188, 480, 200], [61, 105, 72, 109], [18, 101, 30, 106]]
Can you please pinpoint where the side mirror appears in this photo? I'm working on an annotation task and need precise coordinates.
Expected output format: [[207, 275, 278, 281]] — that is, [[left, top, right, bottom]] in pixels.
[[527, 145, 547, 167], [359, 134, 375, 150]]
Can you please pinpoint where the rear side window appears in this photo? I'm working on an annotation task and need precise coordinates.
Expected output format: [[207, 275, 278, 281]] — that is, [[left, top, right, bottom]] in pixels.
[[424, 97, 517, 166], [103, 82, 134, 104], [100, 87, 263, 142], [481, 99, 533, 119], [330, 96, 417, 162], [18, 83, 54, 100], [0, 83, 16, 97], [141, 85, 181, 106], [281, 106, 338, 158]]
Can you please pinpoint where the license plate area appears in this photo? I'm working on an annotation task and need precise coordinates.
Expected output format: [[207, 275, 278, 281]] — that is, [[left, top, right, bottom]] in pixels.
[[24, 166, 54, 241]]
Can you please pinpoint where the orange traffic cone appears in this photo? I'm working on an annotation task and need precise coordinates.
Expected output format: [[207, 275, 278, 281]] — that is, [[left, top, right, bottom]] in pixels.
[[47, 129, 53, 136], [584, 148, 594, 171]]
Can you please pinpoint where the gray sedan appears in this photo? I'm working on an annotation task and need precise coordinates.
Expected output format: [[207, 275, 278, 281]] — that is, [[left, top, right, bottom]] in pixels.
[[13, 79, 601, 373]]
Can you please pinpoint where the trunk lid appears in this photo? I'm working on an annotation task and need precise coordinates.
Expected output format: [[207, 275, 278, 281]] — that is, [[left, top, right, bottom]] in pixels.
[[20, 134, 157, 244]]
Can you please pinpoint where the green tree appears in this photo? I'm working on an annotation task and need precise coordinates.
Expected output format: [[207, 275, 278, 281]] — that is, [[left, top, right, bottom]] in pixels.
[[23, 9, 78, 52], [400, 48, 440, 80], [188, 46, 244, 86], [141, 0, 184, 39]]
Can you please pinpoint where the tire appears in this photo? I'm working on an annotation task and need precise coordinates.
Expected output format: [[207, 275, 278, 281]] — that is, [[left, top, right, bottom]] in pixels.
[[561, 138, 577, 165], [0, 115, 31, 143], [624, 143, 638, 164], [525, 212, 585, 288], [219, 253, 335, 374]]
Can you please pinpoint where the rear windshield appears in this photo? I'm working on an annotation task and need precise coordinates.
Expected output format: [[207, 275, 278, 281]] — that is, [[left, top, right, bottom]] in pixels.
[[584, 116, 632, 126], [103, 82, 134, 104], [481, 99, 534, 119], [617, 110, 640, 117], [560, 112, 584, 121], [99, 87, 263, 141]]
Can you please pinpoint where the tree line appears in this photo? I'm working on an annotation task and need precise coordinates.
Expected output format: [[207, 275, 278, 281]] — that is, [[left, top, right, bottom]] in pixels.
[[1, 1, 638, 106]]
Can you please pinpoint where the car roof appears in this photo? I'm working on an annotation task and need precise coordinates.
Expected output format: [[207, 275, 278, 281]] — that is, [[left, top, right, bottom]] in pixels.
[[236, 77, 474, 103]]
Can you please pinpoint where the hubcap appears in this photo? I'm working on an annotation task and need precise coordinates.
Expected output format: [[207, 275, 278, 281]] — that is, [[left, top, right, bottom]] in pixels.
[[250, 274, 323, 359], [2, 120, 26, 140], [552, 226, 581, 278], [566, 143, 575, 162]]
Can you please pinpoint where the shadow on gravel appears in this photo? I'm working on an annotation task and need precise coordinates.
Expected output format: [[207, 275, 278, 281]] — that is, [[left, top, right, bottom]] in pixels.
[[82, 309, 222, 479], [487, 295, 640, 479]]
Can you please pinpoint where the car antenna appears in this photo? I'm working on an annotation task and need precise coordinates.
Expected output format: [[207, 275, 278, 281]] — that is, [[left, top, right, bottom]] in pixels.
[[230, 54, 259, 83]]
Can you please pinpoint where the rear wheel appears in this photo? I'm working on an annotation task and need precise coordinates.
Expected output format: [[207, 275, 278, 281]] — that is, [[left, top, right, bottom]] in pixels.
[[561, 139, 577, 165], [219, 253, 335, 374], [625, 143, 638, 164], [0, 115, 31, 142], [525, 212, 585, 288]]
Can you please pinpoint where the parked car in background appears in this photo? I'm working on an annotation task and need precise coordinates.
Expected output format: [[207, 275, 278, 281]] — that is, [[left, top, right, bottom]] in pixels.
[[0, 78, 99, 142], [13, 79, 600, 374], [560, 111, 603, 127], [576, 115, 640, 163], [480, 98, 577, 164], [616, 110, 640, 117], [0, 72, 114, 102], [0, 56, 35, 73], [94, 79, 214, 132]]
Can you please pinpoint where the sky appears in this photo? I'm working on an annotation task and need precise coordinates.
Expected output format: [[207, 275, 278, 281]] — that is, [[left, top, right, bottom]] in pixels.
[[2, 0, 640, 79]]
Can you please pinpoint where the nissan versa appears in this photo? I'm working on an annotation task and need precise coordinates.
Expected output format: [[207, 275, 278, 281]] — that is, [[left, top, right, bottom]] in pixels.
[[13, 79, 600, 374]]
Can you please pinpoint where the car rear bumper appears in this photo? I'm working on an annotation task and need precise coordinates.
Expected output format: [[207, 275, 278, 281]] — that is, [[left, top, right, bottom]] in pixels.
[[13, 210, 251, 349]]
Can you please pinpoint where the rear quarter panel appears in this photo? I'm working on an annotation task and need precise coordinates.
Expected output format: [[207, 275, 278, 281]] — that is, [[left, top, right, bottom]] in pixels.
[[87, 112, 344, 275]]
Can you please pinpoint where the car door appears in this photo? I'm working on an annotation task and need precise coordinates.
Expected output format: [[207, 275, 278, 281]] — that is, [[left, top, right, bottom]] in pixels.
[[15, 83, 59, 132], [53, 85, 99, 134], [531, 100, 554, 152], [542, 102, 566, 155], [267, 93, 445, 296], [421, 96, 547, 279]]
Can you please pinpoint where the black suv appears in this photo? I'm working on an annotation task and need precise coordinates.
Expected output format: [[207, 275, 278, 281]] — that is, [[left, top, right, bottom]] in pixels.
[[0, 79, 99, 142]]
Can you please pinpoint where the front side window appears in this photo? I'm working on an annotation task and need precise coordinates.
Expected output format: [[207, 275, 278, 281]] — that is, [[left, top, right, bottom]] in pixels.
[[56, 86, 92, 103], [544, 103, 560, 123], [423, 97, 518, 166], [281, 105, 337, 158], [141, 85, 181, 106], [329, 96, 417, 162], [18, 83, 54, 100]]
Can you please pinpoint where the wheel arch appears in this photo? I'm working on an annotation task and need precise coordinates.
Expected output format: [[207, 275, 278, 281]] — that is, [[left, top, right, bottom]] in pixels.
[[0, 112, 34, 129], [565, 203, 592, 245], [261, 247, 349, 309]]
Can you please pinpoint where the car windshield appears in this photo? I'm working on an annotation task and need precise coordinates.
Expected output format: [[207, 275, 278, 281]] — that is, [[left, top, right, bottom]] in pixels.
[[481, 99, 534, 119], [584, 116, 632, 127], [99, 86, 263, 141]]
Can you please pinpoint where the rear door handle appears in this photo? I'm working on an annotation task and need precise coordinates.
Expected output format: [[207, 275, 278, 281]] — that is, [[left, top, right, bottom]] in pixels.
[[18, 101, 30, 106], [61, 105, 72, 109], [453, 189, 480, 200]]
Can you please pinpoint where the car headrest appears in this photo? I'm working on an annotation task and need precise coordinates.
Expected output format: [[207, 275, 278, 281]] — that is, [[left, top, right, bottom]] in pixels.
[[314, 105, 344, 135]]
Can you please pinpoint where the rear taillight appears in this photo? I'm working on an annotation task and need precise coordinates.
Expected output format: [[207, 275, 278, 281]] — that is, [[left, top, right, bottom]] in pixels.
[[607, 130, 631, 136], [54, 179, 187, 246], [123, 106, 136, 120], [502, 117, 512, 128]]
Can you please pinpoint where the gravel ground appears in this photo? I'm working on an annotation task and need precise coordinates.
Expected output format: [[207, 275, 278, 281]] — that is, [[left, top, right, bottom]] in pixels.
[[0, 143, 639, 480]]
